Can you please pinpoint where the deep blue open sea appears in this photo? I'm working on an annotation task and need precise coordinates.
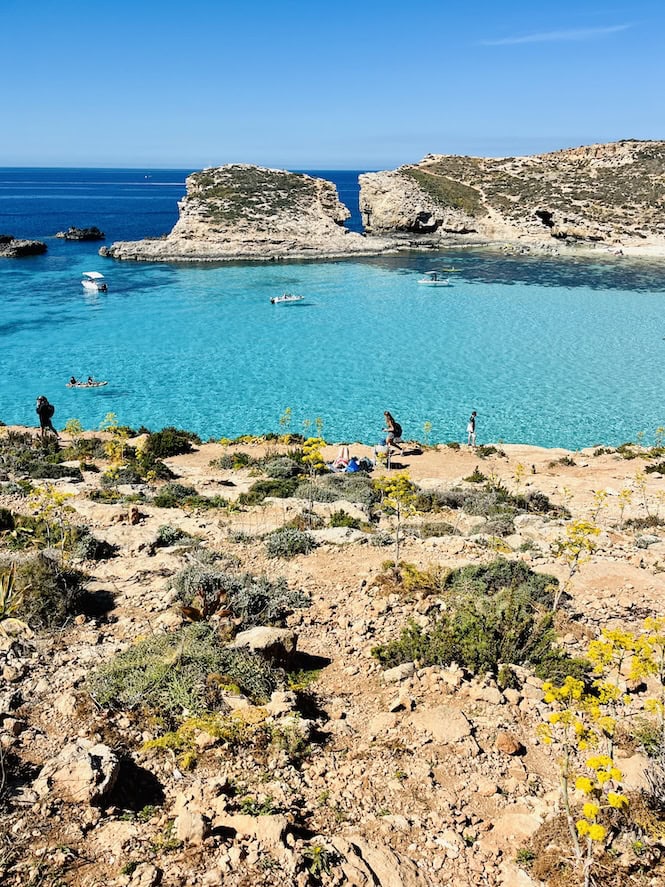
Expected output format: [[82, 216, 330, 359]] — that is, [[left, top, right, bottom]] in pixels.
[[1, 167, 664, 449]]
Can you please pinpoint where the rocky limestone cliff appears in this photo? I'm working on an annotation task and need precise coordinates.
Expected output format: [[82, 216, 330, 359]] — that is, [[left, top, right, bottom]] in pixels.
[[360, 140, 665, 251], [102, 164, 393, 262]]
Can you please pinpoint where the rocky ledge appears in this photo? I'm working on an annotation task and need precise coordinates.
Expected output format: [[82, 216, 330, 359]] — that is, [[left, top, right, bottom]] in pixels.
[[56, 226, 105, 241], [0, 234, 47, 257], [101, 164, 395, 262], [359, 139, 665, 253]]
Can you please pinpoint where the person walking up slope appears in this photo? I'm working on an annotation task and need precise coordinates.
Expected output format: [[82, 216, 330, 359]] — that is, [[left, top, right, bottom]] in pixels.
[[467, 411, 477, 447]]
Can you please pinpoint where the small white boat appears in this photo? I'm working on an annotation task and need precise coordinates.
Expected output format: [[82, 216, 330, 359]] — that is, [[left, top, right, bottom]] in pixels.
[[81, 271, 108, 292], [417, 271, 450, 286], [270, 293, 304, 305]]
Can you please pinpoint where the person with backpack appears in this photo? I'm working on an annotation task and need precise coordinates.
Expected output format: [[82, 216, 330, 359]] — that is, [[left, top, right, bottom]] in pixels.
[[36, 396, 59, 440]]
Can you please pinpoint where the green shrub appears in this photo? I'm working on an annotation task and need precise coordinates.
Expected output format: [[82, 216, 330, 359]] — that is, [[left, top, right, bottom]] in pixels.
[[476, 445, 507, 459], [464, 467, 487, 484], [445, 441, 461, 450], [266, 528, 317, 559], [372, 558, 570, 679], [212, 451, 256, 470], [418, 520, 460, 538], [88, 623, 281, 712], [153, 482, 198, 506], [481, 514, 516, 537], [154, 525, 193, 548], [171, 557, 309, 626], [74, 530, 119, 561], [143, 427, 201, 459], [1, 553, 86, 628], [263, 457, 303, 479], [645, 461, 665, 474], [329, 510, 362, 529], [295, 474, 378, 507], [238, 477, 299, 505], [101, 465, 144, 487], [625, 515, 665, 529]]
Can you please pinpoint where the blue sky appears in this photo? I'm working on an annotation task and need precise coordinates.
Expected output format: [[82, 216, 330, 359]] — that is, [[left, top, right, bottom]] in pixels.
[[0, 0, 661, 168]]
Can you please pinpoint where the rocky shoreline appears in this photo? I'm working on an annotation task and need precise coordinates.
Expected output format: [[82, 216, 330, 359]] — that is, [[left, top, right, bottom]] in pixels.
[[1, 424, 665, 886], [100, 142, 665, 264]]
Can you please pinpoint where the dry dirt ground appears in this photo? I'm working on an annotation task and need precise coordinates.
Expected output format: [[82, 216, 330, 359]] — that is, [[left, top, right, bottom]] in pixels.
[[1, 430, 664, 887]]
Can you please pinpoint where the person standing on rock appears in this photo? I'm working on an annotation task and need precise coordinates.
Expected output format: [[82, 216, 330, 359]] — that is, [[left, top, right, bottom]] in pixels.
[[466, 411, 477, 447], [36, 395, 59, 440]]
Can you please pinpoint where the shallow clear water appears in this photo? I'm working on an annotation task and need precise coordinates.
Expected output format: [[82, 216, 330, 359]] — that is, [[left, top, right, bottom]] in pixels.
[[1, 169, 664, 448]]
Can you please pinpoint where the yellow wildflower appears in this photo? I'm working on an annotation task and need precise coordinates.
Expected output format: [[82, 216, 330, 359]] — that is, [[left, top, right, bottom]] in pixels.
[[576, 819, 590, 836], [588, 823, 607, 842], [575, 776, 595, 794], [607, 792, 629, 810], [583, 802, 600, 820]]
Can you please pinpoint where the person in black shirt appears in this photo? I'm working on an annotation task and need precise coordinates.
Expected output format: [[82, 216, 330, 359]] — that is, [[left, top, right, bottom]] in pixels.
[[36, 396, 59, 440]]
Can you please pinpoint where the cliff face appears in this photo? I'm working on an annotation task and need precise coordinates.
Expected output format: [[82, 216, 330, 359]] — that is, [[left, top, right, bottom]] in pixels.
[[103, 164, 392, 262], [360, 140, 665, 249]]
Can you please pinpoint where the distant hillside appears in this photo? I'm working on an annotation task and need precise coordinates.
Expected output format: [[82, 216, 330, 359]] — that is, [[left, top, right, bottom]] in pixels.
[[359, 140, 665, 250]]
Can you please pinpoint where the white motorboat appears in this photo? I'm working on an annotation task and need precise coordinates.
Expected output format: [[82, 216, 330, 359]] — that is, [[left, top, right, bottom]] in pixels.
[[81, 271, 108, 292], [270, 293, 304, 305], [417, 271, 450, 286]]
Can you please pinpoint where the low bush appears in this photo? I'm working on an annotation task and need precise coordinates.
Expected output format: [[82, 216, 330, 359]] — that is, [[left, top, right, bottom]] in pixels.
[[266, 528, 317, 559], [645, 461, 665, 475], [418, 520, 460, 538], [480, 514, 516, 537], [295, 473, 379, 507], [88, 623, 282, 713], [101, 465, 144, 487], [464, 467, 487, 484], [372, 558, 575, 681], [625, 515, 665, 529], [262, 457, 303, 479], [415, 480, 568, 521], [172, 556, 309, 626], [1, 553, 86, 628], [152, 483, 229, 510], [476, 445, 507, 459], [238, 477, 299, 505], [153, 482, 199, 507], [445, 441, 461, 450], [153, 525, 193, 548], [329, 510, 362, 529], [142, 427, 201, 459], [212, 451, 256, 471], [74, 530, 119, 561]]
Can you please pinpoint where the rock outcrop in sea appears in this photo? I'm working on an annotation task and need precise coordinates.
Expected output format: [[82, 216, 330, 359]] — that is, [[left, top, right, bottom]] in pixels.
[[359, 140, 665, 252], [56, 226, 105, 241], [0, 234, 47, 257], [101, 165, 394, 262]]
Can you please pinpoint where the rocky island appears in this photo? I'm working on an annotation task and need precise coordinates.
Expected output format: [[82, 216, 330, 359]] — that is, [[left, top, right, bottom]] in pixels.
[[101, 141, 665, 264], [101, 165, 393, 262], [56, 226, 106, 241], [359, 139, 665, 255], [0, 234, 47, 257]]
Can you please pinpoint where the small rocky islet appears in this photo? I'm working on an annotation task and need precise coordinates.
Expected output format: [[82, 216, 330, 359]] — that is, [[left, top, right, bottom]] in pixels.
[[1, 424, 665, 886], [101, 139, 665, 263]]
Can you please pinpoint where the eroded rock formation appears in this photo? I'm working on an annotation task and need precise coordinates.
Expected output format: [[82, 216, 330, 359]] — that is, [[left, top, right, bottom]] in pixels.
[[360, 140, 665, 250], [0, 235, 47, 257], [102, 164, 394, 262]]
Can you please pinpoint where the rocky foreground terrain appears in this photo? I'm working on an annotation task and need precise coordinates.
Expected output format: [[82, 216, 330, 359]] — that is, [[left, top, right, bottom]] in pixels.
[[1, 426, 665, 887], [102, 141, 665, 263]]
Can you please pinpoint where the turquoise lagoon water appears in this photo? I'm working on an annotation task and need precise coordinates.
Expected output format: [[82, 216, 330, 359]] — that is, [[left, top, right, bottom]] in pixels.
[[1, 169, 664, 449]]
